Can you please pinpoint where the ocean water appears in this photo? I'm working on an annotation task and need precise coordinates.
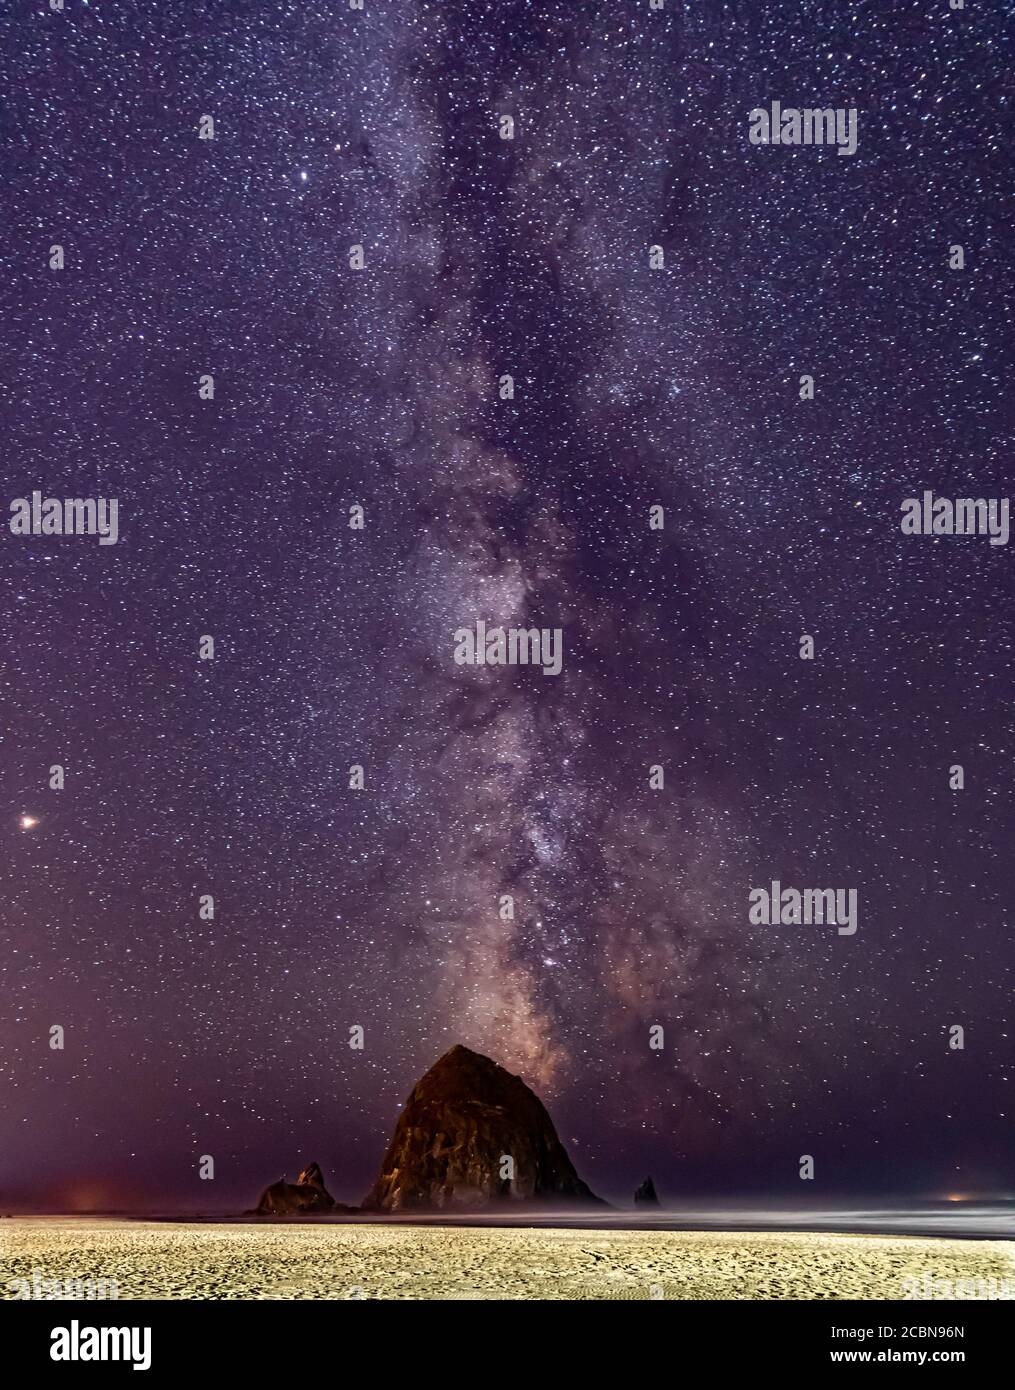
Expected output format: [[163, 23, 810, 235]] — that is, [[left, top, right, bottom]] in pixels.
[[473, 1203, 1015, 1240]]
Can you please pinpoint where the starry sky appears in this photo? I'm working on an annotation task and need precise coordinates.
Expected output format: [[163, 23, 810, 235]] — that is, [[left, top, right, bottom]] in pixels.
[[1, 0, 1012, 1212]]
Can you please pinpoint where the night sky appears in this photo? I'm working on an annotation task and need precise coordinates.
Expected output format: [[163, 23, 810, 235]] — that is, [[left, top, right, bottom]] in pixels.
[[1, 0, 1012, 1212]]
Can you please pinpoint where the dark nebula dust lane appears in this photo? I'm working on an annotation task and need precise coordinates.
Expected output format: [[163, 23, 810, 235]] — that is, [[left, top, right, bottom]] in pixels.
[[0, 1, 1012, 1209]]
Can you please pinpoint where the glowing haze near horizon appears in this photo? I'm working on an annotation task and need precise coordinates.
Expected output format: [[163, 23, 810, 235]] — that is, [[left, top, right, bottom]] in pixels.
[[1, 0, 1012, 1212]]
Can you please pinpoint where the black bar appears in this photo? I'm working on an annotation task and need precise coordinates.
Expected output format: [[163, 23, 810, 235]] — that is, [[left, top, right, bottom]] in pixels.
[[2, 1298, 1004, 1375]]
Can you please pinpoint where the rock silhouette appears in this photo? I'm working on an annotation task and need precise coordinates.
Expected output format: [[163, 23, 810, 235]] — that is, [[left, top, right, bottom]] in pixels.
[[634, 1175, 660, 1207], [362, 1043, 602, 1210], [254, 1162, 339, 1215]]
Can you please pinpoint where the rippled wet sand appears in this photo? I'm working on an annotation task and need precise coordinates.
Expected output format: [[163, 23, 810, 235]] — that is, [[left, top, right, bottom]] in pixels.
[[2, 1219, 1012, 1300]]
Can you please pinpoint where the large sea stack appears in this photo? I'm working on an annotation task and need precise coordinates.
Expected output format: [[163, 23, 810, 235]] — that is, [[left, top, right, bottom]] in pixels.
[[362, 1044, 602, 1210]]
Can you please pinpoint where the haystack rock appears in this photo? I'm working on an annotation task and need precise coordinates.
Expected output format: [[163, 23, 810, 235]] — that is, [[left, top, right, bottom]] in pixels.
[[254, 1161, 337, 1215], [362, 1044, 602, 1210], [634, 1175, 660, 1207]]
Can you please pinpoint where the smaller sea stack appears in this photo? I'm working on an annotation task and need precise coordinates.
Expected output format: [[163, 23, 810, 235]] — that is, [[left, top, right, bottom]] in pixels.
[[254, 1162, 339, 1215], [634, 1175, 660, 1207]]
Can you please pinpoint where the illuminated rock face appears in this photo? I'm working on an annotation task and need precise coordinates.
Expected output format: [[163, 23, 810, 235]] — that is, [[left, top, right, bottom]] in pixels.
[[362, 1044, 602, 1211], [255, 1162, 336, 1215]]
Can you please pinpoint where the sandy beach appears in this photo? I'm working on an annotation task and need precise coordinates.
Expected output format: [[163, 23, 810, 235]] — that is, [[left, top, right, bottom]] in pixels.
[[2, 1218, 1012, 1300]]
